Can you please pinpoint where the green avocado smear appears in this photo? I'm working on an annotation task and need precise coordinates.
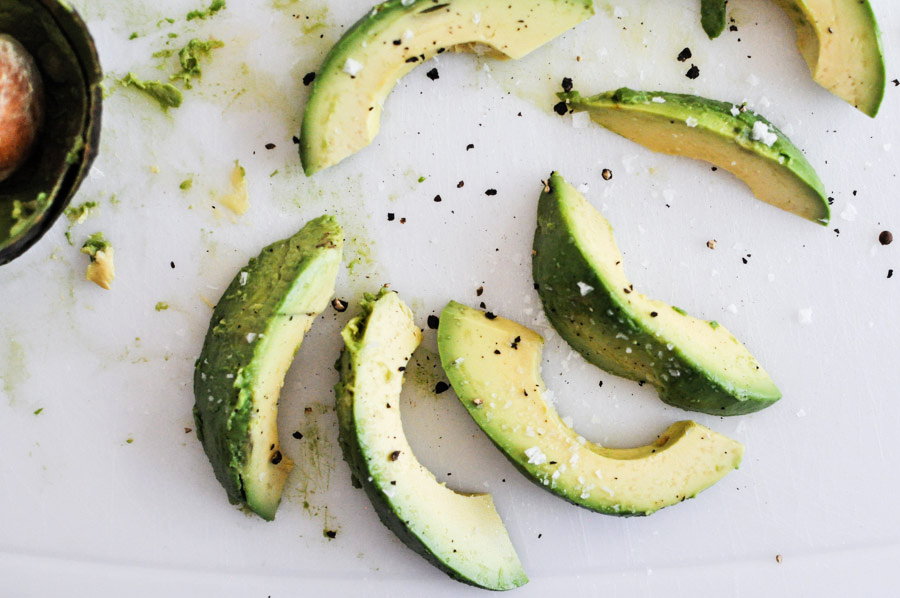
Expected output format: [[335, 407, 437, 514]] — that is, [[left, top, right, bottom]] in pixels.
[[120, 73, 183, 111]]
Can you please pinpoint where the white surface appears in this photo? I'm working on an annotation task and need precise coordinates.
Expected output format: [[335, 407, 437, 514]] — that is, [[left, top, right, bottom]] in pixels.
[[2, 0, 899, 595]]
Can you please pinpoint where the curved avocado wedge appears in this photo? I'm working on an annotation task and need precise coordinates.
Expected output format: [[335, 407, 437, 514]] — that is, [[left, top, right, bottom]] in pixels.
[[438, 301, 744, 516], [533, 173, 781, 416], [335, 289, 527, 590], [193, 215, 343, 521], [771, 0, 885, 117], [300, 0, 594, 175], [560, 88, 829, 225]]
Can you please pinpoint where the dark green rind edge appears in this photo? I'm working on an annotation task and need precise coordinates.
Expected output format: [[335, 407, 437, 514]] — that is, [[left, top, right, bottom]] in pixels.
[[700, 0, 726, 39], [334, 289, 527, 591], [192, 215, 342, 521], [533, 172, 780, 416], [0, 0, 103, 265], [559, 88, 830, 225]]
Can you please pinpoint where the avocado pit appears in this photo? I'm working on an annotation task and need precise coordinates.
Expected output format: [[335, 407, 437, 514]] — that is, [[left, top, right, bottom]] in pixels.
[[0, 34, 44, 183]]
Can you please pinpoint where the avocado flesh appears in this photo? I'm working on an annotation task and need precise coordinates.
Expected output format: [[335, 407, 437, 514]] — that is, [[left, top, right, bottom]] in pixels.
[[335, 289, 527, 590], [771, 0, 885, 117], [193, 216, 343, 521], [300, 0, 594, 175], [561, 88, 829, 225], [438, 301, 744, 515], [700, 0, 727, 39], [533, 173, 781, 416]]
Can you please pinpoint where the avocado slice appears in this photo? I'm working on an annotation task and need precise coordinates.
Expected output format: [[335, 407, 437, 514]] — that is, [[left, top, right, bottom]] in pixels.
[[533, 173, 781, 416], [438, 301, 744, 515], [560, 88, 829, 225], [193, 215, 343, 521], [771, 0, 885, 117], [335, 289, 527, 590], [300, 0, 594, 175], [700, 0, 727, 39]]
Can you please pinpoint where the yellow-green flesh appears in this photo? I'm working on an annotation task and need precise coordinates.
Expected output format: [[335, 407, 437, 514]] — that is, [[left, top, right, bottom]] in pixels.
[[439, 302, 744, 515], [342, 292, 526, 589], [301, 0, 593, 174], [558, 182, 782, 402], [772, 0, 885, 117]]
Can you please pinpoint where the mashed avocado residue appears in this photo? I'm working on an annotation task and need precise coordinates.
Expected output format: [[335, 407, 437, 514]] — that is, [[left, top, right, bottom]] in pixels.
[[81, 233, 115, 290], [155, 301, 170, 311], [172, 39, 225, 88], [187, 0, 226, 21], [219, 161, 249, 215], [9, 193, 48, 238], [64, 200, 99, 245], [120, 73, 183, 111]]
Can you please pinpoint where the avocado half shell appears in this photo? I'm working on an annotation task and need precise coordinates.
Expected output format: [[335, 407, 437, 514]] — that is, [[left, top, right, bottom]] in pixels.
[[0, 0, 103, 265]]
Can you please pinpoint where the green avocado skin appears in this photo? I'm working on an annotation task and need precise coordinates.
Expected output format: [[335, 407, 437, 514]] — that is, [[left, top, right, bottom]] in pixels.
[[700, 0, 727, 39], [334, 291, 513, 590], [533, 173, 779, 416], [193, 215, 342, 517]]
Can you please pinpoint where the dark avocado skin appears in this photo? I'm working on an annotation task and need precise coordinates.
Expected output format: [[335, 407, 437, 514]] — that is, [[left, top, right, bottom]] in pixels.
[[193, 216, 342, 515], [333, 292, 503, 590], [700, 0, 726, 39], [532, 173, 780, 416], [0, 0, 102, 265]]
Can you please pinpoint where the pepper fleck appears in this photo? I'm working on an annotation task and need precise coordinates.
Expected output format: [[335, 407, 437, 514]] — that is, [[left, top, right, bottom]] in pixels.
[[265, 143, 276, 150], [271, 451, 283, 465], [324, 530, 337, 539], [677, 47, 692, 62], [389, 450, 401, 461], [485, 189, 497, 196], [292, 431, 303, 440], [879, 231, 893, 245], [434, 381, 450, 394], [553, 101, 568, 116], [302, 72, 316, 86], [433, 194, 442, 202], [387, 213, 395, 221], [332, 298, 348, 312], [427, 315, 439, 329], [457, 180, 464, 188], [601, 168, 612, 181], [485, 312, 497, 320], [889, 269, 894, 279], [561, 77, 573, 92], [476, 286, 484, 296], [686, 64, 700, 79], [707, 240, 717, 250], [466, 144, 474, 150], [426, 67, 439, 80]]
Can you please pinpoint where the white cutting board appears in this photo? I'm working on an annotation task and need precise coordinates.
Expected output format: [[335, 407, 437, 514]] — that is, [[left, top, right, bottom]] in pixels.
[[2, 0, 899, 595]]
